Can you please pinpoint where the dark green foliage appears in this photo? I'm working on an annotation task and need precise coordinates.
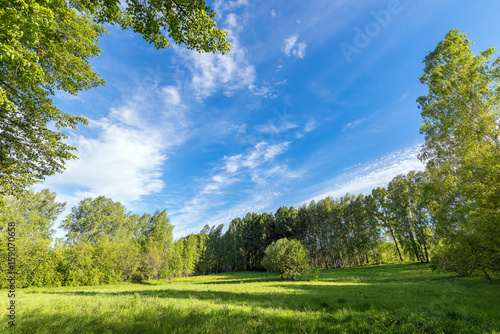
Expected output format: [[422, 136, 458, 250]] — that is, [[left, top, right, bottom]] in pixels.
[[130, 271, 144, 283]]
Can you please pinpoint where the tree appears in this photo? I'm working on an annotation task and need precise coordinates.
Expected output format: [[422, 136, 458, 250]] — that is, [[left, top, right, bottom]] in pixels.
[[0, 0, 230, 195], [0, 189, 65, 287], [387, 172, 434, 263], [139, 210, 173, 279], [418, 29, 500, 279], [371, 187, 404, 261], [261, 238, 309, 281], [0, 0, 104, 194], [61, 196, 129, 244]]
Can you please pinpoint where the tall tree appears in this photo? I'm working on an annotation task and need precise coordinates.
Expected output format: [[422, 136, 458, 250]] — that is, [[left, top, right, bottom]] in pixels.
[[61, 196, 129, 244], [371, 187, 403, 261], [387, 174, 426, 262], [418, 29, 500, 279]]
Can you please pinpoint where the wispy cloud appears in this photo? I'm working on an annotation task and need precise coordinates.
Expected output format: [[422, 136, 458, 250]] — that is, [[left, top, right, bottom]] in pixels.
[[214, 0, 249, 13], [299, 145, 424, 205], [255, 120, 298, 134], [343, 118, 367, 131], [222, 141, 291, 173], [225, 13, 242, 31], [295, 118, 319, 138], [169, 141, 297, 237], [282, 35, 307, 58]]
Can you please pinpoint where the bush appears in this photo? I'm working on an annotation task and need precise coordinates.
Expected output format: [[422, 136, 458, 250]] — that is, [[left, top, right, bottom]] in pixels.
[[130, 271, 144, 283], [261, 238, 309, 281]]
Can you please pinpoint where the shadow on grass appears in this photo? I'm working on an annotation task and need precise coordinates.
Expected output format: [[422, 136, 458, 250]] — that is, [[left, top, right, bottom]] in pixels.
[[22, 279, 458, 316], [132, 281, 157, 286], [6, 301, 374, 334], [13, 264, 499, 333], [10, 290, 489, 334], [193, 277, 277, 285], [317, 262, 458, 284]]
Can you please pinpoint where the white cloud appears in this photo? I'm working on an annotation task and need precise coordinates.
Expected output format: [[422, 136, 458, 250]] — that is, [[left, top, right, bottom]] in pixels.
[[299, 145, 425, 205], [43, 86, 189, 207], [225, 13, 239, 29], [231, 124, 247, 134], [179, 31, 255, 99], [249, 84, 277, 99], [214, 0, 249, 12], [162, 86, 181, 105], [343, 118, 367, 131], [222, 141, 291, 173], [271, 9, 276, 17], [295, 118, 319, 138], [255, 120, 298, 134], [282, 35, 307, 58], [249, 79, 287, 99], [304, 119, 319, 132]]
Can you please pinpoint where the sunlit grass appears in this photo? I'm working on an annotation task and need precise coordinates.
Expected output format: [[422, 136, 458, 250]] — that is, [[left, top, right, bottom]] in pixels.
[[2, 263, 500, 333]]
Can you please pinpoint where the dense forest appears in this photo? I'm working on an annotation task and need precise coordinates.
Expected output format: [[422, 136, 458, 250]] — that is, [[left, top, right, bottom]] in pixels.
[[1, 29, 499, 287]]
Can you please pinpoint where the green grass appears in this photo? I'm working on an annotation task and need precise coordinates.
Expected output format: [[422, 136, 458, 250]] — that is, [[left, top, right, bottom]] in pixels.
[[2, 263, 500, 333]]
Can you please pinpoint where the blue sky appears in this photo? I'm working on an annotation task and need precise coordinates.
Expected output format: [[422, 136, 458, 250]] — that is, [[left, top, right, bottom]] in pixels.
[[40, 0, 500, 238]]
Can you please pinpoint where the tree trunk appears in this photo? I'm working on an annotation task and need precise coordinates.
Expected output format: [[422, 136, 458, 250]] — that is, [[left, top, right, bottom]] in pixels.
[[388, 225, 403, 261], [370, 243, 379, 264], [422, 243, 430, 263]]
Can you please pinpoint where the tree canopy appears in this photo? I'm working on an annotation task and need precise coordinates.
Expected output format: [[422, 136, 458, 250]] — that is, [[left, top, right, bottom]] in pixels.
[[71, 0, 231, 52], [0, 0, 105, 194], [418, 29, 500, 280], [0, 0, 230, 196]]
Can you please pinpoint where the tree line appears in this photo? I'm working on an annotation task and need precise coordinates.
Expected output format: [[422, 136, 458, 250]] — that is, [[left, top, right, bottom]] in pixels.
[[0, 168, 456, 287]]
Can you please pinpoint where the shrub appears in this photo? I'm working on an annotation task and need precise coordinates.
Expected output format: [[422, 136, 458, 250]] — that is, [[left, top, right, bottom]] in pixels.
[[261, 238, 309, 281], [130, 271, 144, 283]]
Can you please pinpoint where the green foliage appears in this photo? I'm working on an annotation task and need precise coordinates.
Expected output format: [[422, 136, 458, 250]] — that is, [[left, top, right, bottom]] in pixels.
[[71, 0, 231, 53], [261, 238, 309, 281], [0, 0, 104, 195], [136, 210, 173, 279], [0, 189, 65, 287], [61, 196, 129, 244], [387, 171, 433, 263], [130, 271, 144, 283], [418, 29, 500, 279]]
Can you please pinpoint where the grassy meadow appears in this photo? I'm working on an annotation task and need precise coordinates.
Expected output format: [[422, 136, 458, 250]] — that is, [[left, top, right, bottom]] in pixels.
[[2, 263, 500, 333]]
